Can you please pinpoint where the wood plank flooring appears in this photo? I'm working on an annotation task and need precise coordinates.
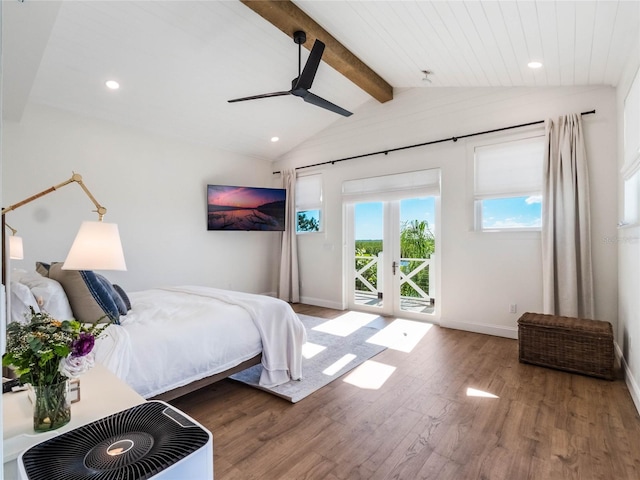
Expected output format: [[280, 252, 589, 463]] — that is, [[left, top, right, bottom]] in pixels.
[[171, 304, 640, 480]]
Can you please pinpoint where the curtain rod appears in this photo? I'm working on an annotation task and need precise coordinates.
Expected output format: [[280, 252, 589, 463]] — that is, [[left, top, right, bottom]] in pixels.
[[273, 109, 596, 174]]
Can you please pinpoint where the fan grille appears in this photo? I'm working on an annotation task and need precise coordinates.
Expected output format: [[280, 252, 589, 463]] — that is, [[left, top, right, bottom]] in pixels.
[[20, 401, 210, 480]]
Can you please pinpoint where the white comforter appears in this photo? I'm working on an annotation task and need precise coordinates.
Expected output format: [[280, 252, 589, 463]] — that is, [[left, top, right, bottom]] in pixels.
[[94, 286, 306, 398]]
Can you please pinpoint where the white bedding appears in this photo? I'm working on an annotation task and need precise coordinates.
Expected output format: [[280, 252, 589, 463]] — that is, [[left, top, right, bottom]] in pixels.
[[94, 286, 306, 398]]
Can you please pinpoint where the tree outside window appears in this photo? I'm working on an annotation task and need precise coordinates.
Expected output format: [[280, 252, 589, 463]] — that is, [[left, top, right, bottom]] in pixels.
[[297, 210, 320, 232]]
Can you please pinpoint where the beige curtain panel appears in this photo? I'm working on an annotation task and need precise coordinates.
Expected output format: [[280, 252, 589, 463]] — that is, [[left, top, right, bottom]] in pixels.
[[542, 113, 594, 319], [278, 169, 300, 303]]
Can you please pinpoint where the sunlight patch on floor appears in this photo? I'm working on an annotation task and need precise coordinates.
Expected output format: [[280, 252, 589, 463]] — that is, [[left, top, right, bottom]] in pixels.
[[343, 360, 396, 390], [366, 319, 433, 352], [313, 311, 380, 337], [302, 342, 326, 359], [322, 354, 357, 376], [466, 387, 499, 398]]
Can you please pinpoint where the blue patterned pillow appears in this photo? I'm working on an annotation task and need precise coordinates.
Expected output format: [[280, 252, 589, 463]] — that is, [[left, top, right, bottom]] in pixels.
[[96, 274, 128, 316], [113, 284, 131, 312]]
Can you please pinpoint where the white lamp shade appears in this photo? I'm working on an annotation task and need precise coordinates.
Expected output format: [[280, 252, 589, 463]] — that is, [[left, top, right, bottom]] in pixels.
[[9, 235, 24, 260], [62, 221, 127, 271]]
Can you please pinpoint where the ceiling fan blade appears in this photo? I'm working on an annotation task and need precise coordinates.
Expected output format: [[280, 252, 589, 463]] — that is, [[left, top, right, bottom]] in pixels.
[[227, 35, 352, 117], [301, 91, 353, 117], [228, 91, 291, 103], [295, 39, 325, 91]]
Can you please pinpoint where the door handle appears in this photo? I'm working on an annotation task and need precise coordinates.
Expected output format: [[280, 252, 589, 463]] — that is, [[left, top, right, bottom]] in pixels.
[[392, 261, 398, 275]]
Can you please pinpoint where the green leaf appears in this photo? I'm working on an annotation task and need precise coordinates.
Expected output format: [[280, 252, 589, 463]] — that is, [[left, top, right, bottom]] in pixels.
[[53, 344, 70, 357], [28, 337, 44, 353]]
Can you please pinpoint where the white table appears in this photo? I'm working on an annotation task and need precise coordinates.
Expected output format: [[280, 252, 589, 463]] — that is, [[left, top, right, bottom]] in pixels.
[[3, 363, 145, 479]]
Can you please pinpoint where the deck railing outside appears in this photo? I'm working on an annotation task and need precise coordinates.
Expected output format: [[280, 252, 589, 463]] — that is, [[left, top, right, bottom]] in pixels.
[[355, 253, 435, 307]]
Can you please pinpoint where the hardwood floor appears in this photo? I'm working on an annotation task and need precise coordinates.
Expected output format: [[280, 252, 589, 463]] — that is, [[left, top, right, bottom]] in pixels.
[[171, 305, 640, 480]]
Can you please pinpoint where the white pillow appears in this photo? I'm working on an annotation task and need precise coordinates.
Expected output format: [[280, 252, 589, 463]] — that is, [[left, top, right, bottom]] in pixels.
[[9, 269, 31, 283], [14, 270, 74, 320], [9, 281, 40, 324]]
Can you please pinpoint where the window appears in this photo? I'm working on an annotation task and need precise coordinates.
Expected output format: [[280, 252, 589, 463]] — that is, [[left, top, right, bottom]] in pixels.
[[622, 67, 640, 227], [624, 67, 640, 168], [624, 169, 640, 226], [474, 135, 544, 231], [296, 174, 323, 233]]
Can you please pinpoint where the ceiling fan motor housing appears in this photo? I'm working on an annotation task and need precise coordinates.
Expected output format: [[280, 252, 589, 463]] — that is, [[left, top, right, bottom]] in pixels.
[[293, 30, 306, 44]]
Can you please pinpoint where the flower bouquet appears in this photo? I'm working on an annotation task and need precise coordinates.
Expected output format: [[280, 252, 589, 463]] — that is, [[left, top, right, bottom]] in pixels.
[[2, 307, 109, 432]]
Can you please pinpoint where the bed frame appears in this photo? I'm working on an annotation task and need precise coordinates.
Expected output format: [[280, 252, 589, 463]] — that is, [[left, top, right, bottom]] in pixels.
[[149, 354, 262, 402]]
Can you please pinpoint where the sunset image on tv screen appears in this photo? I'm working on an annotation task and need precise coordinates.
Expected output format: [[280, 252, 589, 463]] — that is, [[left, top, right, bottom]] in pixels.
[[207, 185, 286, 231]]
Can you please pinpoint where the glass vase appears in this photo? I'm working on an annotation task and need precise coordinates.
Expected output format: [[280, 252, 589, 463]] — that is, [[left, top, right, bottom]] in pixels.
[[31, 381, 71, 432]]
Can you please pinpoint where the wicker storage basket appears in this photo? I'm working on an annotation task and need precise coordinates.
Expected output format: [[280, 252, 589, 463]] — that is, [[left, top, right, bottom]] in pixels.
[[518, 312, 614, 380]]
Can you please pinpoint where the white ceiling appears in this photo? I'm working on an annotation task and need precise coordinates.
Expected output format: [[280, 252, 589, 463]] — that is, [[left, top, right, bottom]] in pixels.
[[3, 1, 639, 161]]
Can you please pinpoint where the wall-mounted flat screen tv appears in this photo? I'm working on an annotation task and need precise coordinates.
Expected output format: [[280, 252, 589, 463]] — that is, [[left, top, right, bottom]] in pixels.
[[207, 185, 286, 231]]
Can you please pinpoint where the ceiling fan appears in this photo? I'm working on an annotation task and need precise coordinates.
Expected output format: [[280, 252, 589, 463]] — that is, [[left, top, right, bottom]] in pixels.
[[228, 31, 353, 117]]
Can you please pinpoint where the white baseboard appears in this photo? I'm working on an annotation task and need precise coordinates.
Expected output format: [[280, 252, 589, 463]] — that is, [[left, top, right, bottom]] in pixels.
[[439, 318, 519, 339], [299, 296, 344, 311], [615, 342, 640, 416]]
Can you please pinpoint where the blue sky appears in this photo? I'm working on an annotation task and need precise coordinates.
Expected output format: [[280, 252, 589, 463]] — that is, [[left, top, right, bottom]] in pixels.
[[482, 195, 542, 229], [355, 197, 435, 240], [354, 195, 541, 239]]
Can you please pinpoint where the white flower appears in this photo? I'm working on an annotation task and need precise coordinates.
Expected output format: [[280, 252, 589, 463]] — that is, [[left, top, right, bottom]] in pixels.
[[58, 352, 95, 378]]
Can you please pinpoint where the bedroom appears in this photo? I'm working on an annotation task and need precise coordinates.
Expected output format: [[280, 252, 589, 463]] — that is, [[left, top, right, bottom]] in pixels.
[[1, 0, 640, 478]]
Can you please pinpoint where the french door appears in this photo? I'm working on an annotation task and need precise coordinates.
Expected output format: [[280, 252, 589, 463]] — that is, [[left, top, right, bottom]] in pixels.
[[346, 196, 437, 319]]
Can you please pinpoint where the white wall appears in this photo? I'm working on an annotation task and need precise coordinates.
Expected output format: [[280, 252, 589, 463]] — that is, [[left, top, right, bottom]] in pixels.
[[2, 104, 281, 294], [617, 51, 640, 412], [274, 86, 618, 339]]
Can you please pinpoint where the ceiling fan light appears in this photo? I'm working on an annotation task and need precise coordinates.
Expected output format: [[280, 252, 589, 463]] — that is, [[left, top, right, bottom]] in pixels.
[[421, 69, 433, 83]]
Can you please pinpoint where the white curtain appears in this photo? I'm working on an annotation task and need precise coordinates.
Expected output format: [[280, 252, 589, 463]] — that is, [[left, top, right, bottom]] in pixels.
[[542, 114, 594, 318], [278, 169, 300, 303]]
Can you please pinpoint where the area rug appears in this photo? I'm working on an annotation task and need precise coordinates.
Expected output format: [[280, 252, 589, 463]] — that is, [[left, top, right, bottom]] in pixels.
[[230, 313, 387, 403]]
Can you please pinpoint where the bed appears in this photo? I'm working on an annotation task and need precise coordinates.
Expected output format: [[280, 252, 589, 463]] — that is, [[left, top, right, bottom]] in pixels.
[[8, 267, 306, 401]]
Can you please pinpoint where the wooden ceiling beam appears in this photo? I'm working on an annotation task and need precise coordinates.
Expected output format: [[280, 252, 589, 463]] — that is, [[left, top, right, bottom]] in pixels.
[[240, 0, 393, 104]]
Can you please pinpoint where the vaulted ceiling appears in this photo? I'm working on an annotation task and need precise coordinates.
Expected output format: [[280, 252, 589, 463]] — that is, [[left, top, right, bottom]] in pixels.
[[3, 1, 639, 161]]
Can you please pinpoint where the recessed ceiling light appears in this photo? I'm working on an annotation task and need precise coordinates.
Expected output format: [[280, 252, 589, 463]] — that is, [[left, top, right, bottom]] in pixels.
[[271, 136, 279, 143], [527, 61, 543, 69], [105, 80, 120, 90]]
